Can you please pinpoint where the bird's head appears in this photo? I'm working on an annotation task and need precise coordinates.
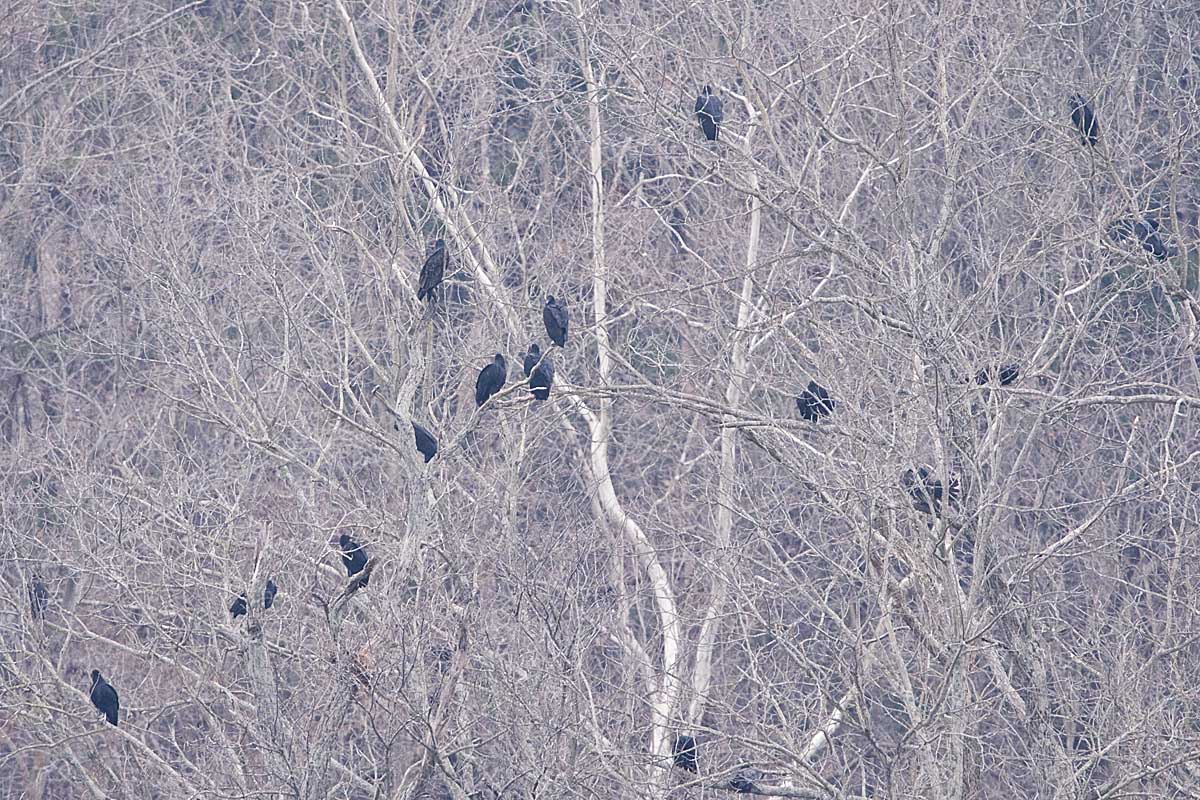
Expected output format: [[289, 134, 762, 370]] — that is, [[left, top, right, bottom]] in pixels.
[[546, 295, 556, 305], [91, 669, 101, 683], [434, 238, 445, 248], [529, 343, 540, 356], [701, 84, 712, 95], [338, 532, 352, 547], [494, 353, 505, 363]]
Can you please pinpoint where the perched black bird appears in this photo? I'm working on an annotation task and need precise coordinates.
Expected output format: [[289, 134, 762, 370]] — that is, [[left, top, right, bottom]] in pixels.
[[230, 593, 249, 618], [412, 421, 438, 463], [524, 344, 554, 401], [339, 533, 370, 583], [1068, 94, 1099, 147], [89, 670, 119, 726], [974, 363, 1020, 386], [263, 578, 277, 609], [475, 353, 508, 407], [795, 380, 835, 422], [1109, 217, 1171, 261], [901, 466, 961, 515], [672, 734, 698, 772], [29, 574, 48, 618], [340, 557, 376, 600], [416, 239, 448, 302], [523, 343, 542, 378], [543, 296, 569, 347], [694, 85, 723, 141], [729, 764, 762, 793]]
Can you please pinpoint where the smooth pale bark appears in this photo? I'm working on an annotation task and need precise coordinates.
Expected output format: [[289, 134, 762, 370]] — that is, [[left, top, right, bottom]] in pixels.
[[336, 1, 680, 794], [570, 1, 681, 792], [687, 90, 762, 732]]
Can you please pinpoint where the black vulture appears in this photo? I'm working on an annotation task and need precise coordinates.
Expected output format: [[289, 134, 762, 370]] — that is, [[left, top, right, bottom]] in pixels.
[[543, 296, 569, 347], [263, 578, 278, 609], [29, 574, 48, 618], [672, 734, 698, 772], [475, 353, 508, 407], [795, 380, 835, 422], [1109, 217, 1171, 261], [901, 466, 960, 515], [339, 533, 370, 583], [729, 764, 762, 793], [974, 363, 1020, 386], [1068, 94, 1099, 146], [416, 239, 448, 302], [340, 558, 377, 600], [523, 343, 542, 378], [230, 593, 248, 618], [524, 344, 554, 401], [89, 670, 119, 726], [412, 421, 438, 463], [694, 85, 723, 141]]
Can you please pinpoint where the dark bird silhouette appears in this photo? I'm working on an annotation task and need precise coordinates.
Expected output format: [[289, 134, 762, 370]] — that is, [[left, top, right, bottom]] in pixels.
[[263, 578, 277, 609], [1109, 217, 1171, 261], [974, 363, 1020, 386], [89, 670, 119, 726], [1068, 94, 1099, 146], [339, 533, 370, 583], [230, 593, 249, 618], [523, 343, 542, 378], [416, 239, 448, 302], [475, 353, 508, 407], [524, 343, 554, 401], [901, 466, 961, 515], [543, 296, 569, 347], [729, 764, 762, 793], [339, 557, 377, 601], [795, 380, 835, 422], [29, 574, 48, 618], [694, 85, 723, 141], [672, 734, 698, 772], [412, 421, 438, 463]]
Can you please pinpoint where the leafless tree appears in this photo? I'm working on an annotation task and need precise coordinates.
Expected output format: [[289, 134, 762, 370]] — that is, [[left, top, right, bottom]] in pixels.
[[2, 1, 1199, 798]]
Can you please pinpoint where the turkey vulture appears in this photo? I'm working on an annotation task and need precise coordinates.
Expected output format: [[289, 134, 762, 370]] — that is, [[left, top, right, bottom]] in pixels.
[[543, 296, 569, 347], [672, 734, 698, 772], [795, 380, 835, 422], [1068, 94, 1099, 147], [230, 593, 249, 618], [412, 421, 438, 463], [901, 466, 960, 515], [339, 533, 370, 583], [475, 353, 508, 407], [89, 670, 119, 726], [416, 239, 448, 302], [694, 85, 723, 141], [263, 578, 278, 609], [1109, 217, 1171, 261], [974, 363, 1020, 386]]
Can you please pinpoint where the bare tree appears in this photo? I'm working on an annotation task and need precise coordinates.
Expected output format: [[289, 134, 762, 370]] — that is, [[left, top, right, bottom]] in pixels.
[[2, 1, 1199, 799]]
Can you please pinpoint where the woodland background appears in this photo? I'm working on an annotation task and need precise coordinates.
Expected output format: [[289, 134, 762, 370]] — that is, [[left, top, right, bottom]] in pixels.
[[2, 0, 1199, 798]]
